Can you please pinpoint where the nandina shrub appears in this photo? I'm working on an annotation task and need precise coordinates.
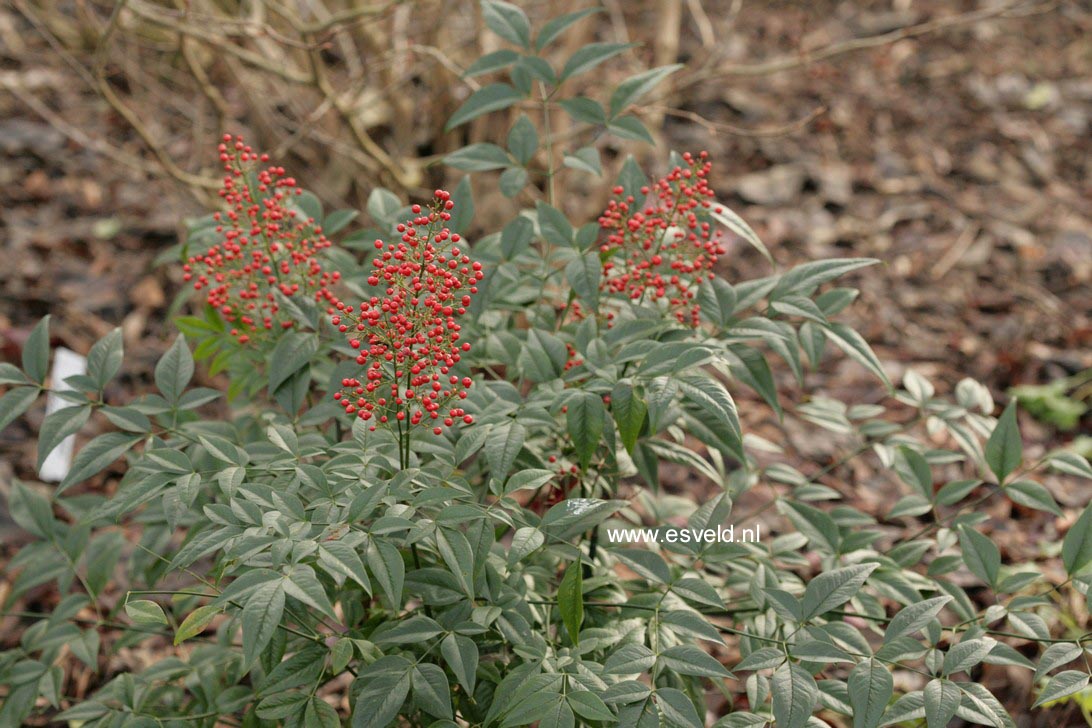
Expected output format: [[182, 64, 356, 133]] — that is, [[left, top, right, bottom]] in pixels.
[[2, 4, 1092, 728]]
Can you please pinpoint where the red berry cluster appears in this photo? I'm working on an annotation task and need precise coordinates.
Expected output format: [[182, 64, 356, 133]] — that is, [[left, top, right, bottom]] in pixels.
[[183, 134, 339, 344], [597, 151, 727, 326], [329, 191, 484, 435]]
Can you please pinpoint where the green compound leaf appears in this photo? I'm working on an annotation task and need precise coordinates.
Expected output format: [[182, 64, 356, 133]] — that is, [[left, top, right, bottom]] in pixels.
[[59, 432, 143, 494], [1062, 501, 1092, 577], [124, 599, 168, 626], [22, 315, 51, 384], [174, 605, 221, 645], [1033, 670, 1090, 708], [772, 662, 818, 728], [849, 658, 893, 728], [446, 84, 524, 131], [558, 559, 584, 645], [801, 563, 878, 620], [481, 0, 531, 49], [958, 526, 1001, 587], [985, 399, 1022, 483], [241, 579, 285, 669], [566, 390, 606, 470], [924, 678, 960, 728], [0, 386, 40, 434], [155, 335, 193, 403]]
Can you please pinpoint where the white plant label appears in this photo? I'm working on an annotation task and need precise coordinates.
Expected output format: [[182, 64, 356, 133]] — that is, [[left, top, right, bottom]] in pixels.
[[39, 347, 87, 482]]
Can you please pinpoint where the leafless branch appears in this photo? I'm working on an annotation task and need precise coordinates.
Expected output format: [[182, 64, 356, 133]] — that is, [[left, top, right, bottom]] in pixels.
[[651, 104, 827, 138], [684, 0, 1037, 85]]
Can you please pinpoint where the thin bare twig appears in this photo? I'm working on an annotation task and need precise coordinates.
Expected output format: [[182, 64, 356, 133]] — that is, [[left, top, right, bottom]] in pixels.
[[132, 0, 323, 49], [304, 28, 418, 191], [10, 0, 97, 89], [678, 0, 1038, 87], [684, 0, 717, 47], [297, 1, 400, 36], [411, 44, 482, 92], [173, 0, 231, 122], [125, 0, 311, 84], [91, 0, 125, 76], [651, 104, 827, 138], [0, 74, 158, 177], [10, 0, 218, 196], [90, 1, 219, 192]]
